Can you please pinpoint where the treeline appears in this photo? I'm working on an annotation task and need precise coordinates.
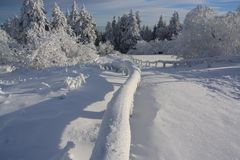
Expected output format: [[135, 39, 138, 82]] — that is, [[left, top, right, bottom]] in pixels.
[[2, 0, 97, 47], [1, 0, 182, 55], [0, 0, 99, 68], [100, 10, 182, 53]]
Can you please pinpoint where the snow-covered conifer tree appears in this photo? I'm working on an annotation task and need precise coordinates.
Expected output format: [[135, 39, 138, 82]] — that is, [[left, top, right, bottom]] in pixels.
[[105, 21, 114, 43], [140, 26, 153, 42], [154, 15, 168, 40], [19, 0, 49, 46], [51, 3, 72, 35], [168, 11, 182, 38], [112, 16, 121, 49], [0, 29, 22, 64], [69, 0, 79, 28], [2, 16, 20, 40], [75, 5, 97, 44], [135, 11, 141, 30], [119, 10, 141, 53]]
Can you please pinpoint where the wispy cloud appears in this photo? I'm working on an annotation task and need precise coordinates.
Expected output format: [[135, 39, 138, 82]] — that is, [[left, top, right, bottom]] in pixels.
[[0, 0, 239, 26]]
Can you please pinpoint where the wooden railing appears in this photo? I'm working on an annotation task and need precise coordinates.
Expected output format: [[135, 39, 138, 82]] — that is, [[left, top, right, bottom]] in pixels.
[[131, 55, 240, 68]]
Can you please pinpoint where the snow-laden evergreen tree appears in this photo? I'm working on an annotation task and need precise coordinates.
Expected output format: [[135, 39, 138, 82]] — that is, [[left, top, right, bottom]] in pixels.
[[119, 10, 141, 53], [75, 5, 97, 44], [135, 11, 141, 30], [112, 16, 121, 49], [95, 30, 106, 46], [69, 0, 79, 28], [2, 16, 20, 40], [168, 11, 182, 38], [51, 3, 72, 35], [105, 21, 113, 44], [104, 10, 141, 53], [0, 29, 22, 64], [18, 0, 49, 46], [237, 6, 240, 12]]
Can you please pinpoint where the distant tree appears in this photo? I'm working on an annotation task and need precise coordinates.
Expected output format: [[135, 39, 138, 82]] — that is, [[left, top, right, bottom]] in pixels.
[[135, 11, 141, 30], [168, 11, 182, 38], [119, 10, 141, 53], [95, 30, 106, 46], [237, 6, 240, 12], [105, 10, 141, 53], [154, 15, 167, 40], [105, 21, 114, 44], [140, 25, 153, 42], [2, 16, 20, 40]]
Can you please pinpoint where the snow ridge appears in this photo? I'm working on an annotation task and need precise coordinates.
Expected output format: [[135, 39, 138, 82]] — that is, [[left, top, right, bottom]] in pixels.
[[90, 61, 141, 160]]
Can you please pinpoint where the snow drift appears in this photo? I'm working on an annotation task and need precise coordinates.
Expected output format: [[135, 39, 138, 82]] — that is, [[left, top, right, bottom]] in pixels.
[[64, 74, 86, 90], [90, 61, 141, 160]]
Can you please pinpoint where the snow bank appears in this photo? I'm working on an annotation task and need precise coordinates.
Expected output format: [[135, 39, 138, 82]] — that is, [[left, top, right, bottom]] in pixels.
[[95, 54, 135, 74], [0, 65, 16, 73], [64, 74, 86, 90], [90, 61, 141, 160]]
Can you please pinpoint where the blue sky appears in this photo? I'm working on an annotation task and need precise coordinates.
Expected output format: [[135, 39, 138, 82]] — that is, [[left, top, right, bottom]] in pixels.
[[0, 0, 239, 26]]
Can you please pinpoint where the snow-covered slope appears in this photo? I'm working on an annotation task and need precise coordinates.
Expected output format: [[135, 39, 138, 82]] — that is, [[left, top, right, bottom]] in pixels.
[[0, 65, 127, 160], [130, 63, 240, 160]]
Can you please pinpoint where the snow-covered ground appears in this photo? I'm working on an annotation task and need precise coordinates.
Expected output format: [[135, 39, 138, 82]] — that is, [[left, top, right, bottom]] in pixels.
[[130, 63, 240, 160], [1, 56, 240, 160], [0, 65, 127, 160]]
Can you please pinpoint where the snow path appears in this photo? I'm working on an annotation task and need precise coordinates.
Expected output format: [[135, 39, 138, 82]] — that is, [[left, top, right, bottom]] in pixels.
[[130, 64, 240, 160], [0, 67, 127, 160]]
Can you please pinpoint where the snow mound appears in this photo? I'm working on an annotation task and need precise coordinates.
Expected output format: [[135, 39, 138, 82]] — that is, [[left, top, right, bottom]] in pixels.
[[0, 65, 16, 73], [91, 61, 141, 160], [64, 74, 86, 90]]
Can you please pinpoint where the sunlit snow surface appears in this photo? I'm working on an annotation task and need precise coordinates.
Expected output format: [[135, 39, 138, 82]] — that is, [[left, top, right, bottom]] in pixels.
[[130, 63, 240, 160], [0, 56, 240, 160], [0, 65, 127, 160]]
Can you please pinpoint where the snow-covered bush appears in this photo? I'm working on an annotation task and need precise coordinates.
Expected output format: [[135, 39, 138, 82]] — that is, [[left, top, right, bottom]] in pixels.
[[64, 74, 86, 90], [98, 41, 115, 56], [171, 5, 240, 58], [0, 29, 22, 65], [0, 65, 16, 73], [28, 32, 97, 69]]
